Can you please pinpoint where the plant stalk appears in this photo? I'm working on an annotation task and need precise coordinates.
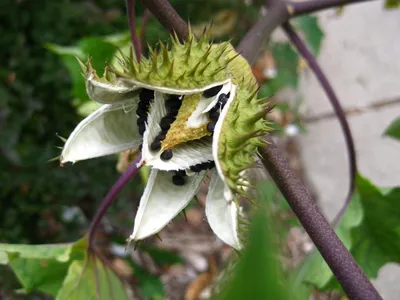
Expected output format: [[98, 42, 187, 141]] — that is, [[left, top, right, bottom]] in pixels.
[[88, 154, 142, 246]]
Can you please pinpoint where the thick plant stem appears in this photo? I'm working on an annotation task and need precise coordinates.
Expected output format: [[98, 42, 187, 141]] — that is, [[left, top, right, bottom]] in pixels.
[[287, 0, 375, 17], [259, 139, 381, 300], [281, 22, 356, 225], [237, 1, 289, 65], [139, 0, 189, 41], [139, 0, 381, 299], [88, 154, 142, 246]]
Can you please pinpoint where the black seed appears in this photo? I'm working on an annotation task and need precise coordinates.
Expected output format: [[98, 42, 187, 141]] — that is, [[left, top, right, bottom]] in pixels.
[[175, 170, 186, 177], [139, 89, 154, 101], [136, 109, 146, 118], [166, 99, 182, 110], [161, 149, 173, 160], [150, 140, 161, 151], [168, 94, 181, 100], [218, 93, 228, 106], [172, 174, 185, 186], [138, 101, 150, 110], [160, 116, 175, 130], [207, 122, 216, 133], [137, 118, 146, 127], [190, 164, 201, 172], [157, 132, 166, 141], [203, 85, 223, 98], [209, 110, 220, 122], [138, 124, 146, 135], [207, 161, 215, 169], [168, 106, 180, 116]]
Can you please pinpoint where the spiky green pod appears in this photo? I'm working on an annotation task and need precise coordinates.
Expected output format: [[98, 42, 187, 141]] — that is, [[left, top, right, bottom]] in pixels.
[[64, 27, 272, 250]]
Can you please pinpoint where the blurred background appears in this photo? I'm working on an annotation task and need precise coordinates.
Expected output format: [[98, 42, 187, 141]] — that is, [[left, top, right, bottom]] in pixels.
[[1, 0, 399, 299]]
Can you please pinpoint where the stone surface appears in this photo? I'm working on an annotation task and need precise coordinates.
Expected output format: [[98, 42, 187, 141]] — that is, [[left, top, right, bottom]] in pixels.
[[299, 106, 400, 221], [299, 2, 400, 118], [297, 3, 400, 299]]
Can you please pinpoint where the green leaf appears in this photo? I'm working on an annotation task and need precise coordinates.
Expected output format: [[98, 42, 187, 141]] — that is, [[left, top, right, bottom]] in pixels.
[[385, 0, 400, 9], [46, 36, 119, 105], [0, 242, 75, 264], [0, 239, 86, 296], [294, 16, 324, 55], [46, 44, 88, 102], [384, 116, 400, 140], [56, 255, 130, 300], [8, 256, 71, 296], [78, 37, 117, 76], [128, 261, 164, 300], [259, 43, 299, 98], [295, 174, 400, 293], [217, 184, 290, 300]]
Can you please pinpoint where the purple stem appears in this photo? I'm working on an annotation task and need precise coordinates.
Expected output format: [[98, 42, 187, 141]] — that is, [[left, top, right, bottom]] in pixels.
[[126, 0, 142, 61], [139, 9, 151, 52], [287, 0, 375, 17], [281, 22, 356, 225], [88, 154, 142, 246]]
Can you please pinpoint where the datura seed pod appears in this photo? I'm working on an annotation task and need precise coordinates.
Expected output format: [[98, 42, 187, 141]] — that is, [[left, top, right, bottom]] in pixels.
[[60, 28, 271, 250]]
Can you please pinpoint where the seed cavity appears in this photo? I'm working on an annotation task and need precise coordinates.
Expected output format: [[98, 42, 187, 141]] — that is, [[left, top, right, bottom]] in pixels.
[[203, 85, 223, 98]]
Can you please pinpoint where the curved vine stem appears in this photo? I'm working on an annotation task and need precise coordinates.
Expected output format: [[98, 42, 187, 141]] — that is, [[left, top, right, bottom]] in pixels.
[[126, 0, 142, 61], [88, 154, 143, 247], [287, 0, 374, 17], [281, 22, 356, 225]]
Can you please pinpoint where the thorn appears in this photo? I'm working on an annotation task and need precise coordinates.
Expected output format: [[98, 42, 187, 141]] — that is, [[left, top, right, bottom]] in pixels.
[[56, 133, 67, 143], [171, 31, 181, 47], [182, 209, 188, 222], [176, 71, 186, 81], [47, 156, 61, 163], [225, 52, 241, 65], [117, 47, 129, 63], [129, 46, 134, 63], [200, 44, 213, 62], [210, 66, 226, 77], [55, 146, 63, 150], [155, 233, 163, 242], [151, 50, 158, 73], [108, 65, 130, 78], [166, 60, 174, 78], [184, 37, 193, 63], [198, 61, 211, 75], [231, 143, 248, 154], [187, 60, 201, 76], [75, 56, 87, 74], [161, 41, 170, 68], [216, 41, 231, 60], [246, 87, 260, 103]]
